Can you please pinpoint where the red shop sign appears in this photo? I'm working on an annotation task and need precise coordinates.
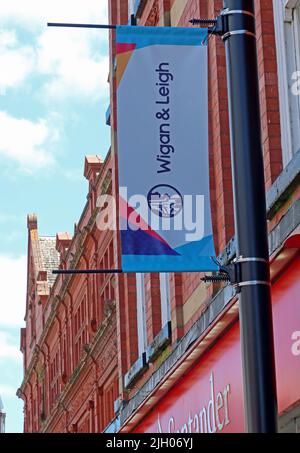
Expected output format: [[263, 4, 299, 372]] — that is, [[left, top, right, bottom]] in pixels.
[[134, 256, 300, 433]]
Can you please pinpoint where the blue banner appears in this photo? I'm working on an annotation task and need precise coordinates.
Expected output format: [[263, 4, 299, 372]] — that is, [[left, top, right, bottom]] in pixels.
[[116, 26, 217, 272]]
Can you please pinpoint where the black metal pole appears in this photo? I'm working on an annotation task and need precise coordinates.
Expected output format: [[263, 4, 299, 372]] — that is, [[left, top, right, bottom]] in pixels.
[[222, 0, 278, 432]]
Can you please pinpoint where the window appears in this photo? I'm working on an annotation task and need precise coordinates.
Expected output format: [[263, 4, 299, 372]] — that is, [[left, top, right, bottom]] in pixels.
[[128, 0, 134, 15], [61, 333, 67, 378], [50, 351, 60, 408], [160, 273, 171, 327], [128, 0, 137, 16], [74, 296, 87, 365], [136, 273, 147, 355], [273, 0, 300, 165], [27, 409, 31, 432], [128, 0, 142, 20]]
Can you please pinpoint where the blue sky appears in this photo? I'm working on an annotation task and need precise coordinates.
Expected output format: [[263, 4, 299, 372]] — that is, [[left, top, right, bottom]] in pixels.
[[0, 0, 110, 432]]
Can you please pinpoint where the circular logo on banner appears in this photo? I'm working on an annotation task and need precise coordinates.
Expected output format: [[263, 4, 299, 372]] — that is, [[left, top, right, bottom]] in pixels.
[[147, 184, 183, 218]]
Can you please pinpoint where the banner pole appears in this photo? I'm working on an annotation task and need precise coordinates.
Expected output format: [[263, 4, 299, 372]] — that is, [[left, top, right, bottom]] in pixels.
[[53, 269, 122, 275], [222, 0, 278, 432], [47, 22, 116, 29]]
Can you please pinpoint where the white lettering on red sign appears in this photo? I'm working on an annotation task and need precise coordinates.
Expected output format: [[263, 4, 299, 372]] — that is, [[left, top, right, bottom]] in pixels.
[[156, 372, 231, 433]]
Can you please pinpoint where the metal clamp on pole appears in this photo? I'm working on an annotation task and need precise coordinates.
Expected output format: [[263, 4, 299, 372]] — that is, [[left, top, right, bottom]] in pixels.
[[232, 256, 271, 290], [220, 7, 256, 41]]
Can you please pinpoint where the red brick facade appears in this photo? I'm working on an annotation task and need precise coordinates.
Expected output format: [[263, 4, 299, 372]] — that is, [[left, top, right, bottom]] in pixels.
[[19, 155, 121, 432], [19, 0, 297, 433]]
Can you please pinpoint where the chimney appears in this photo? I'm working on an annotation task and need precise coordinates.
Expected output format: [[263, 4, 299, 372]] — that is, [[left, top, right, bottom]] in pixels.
[[56, 233, 72, 258], [84, 155, 103, 186], [27, 213, 37, 231]]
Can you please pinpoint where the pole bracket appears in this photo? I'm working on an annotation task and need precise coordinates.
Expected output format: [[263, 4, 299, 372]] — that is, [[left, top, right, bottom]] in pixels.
[[190, 8, 256, 38], [201, 256, 270, 292], [189, 16, 226, 36], [201, 259, 238, 286]]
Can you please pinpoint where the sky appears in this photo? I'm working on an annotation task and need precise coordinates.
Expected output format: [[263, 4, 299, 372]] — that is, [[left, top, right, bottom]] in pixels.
[[0, 0, 110, 433]]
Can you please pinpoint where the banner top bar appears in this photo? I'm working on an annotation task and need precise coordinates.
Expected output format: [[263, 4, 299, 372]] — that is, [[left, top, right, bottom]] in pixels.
[[47, 22, 116, 29]]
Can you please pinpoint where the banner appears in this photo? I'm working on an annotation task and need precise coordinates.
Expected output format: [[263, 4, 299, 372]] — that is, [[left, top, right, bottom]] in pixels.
[[116, 26, 217, 272]]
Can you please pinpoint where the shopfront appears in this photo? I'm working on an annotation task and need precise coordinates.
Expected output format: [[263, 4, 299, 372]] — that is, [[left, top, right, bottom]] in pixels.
[[130, 254, 300, 433]]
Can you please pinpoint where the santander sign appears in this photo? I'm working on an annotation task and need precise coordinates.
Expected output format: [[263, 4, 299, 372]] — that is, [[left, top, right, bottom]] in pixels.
[[156, 372, 231, 433], [134, 256, 300, 434], [135, 324, 245, 434]]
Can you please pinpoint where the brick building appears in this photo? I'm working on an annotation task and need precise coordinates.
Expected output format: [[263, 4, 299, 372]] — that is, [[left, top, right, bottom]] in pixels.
[[19, 0, 300, 433]]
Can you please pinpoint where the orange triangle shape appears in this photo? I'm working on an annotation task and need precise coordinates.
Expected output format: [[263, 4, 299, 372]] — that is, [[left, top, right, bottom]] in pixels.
[[116, 50, 134, 88]]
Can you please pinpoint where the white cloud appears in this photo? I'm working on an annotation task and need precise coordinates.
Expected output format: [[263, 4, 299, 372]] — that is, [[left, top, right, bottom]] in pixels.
[[0, 332, 22, 362], [0, 111, 58, 171], [0, 30, 17, 47], [0, 0, 108, 31], [0, 2, 110, 100], [0, 30, 35, 94], [0, 255, 27, 327], [37, 28, 109, 100]]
